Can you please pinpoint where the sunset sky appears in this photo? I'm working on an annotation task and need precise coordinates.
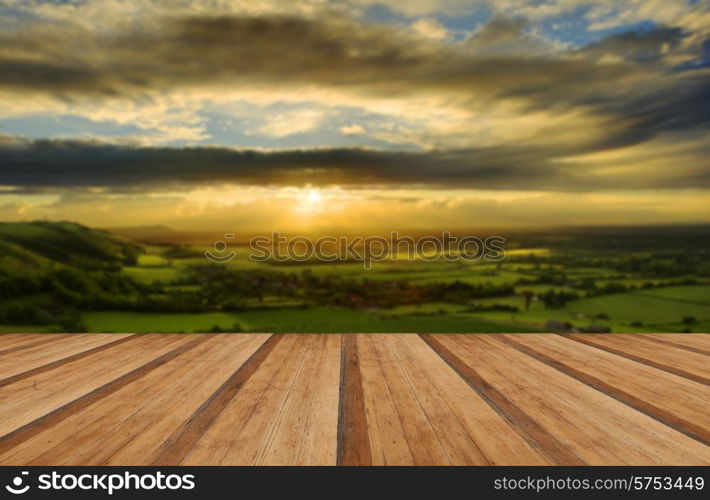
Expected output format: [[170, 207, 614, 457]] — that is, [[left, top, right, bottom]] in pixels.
[[0, 0, 708, 233]]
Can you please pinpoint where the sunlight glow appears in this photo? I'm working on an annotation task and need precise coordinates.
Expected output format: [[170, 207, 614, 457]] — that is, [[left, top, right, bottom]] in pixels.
[[296, 187, 325, 214]]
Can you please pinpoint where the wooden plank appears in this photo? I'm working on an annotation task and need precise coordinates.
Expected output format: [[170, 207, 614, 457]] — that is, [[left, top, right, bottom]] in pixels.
[[337, 335, 372, 465], [360, 334, 451, 465], [0, 335, 195, 437], [501, 334, 710, 445], [421, 334, 583, 465], [388, 334, 490, 465], [179, 335, 299, 465], [214, 335, 313, 465], [151, 334, 281, 465], [563, 334, 709, 385], [228, 334, 340, 465], [645, 333, 710, 351], [0, 333, 707, 466], [0, 334, 40, 348], [0, 335, 209, 461], [179, 334, 340, 466], [390, 335, 550, 465], [641, 334, 710, 355], [0, 334, 57, 350], [267, 334, 340, 466], [0, 334, 134, 382], [434, 335, 710, 465], [295, 334, 341, 465], [107, 334, 271, 465], [358, 334, 416, 465], [0, 334, 72, 355], [0, 334, 238, 465], [67, 334, 270, 465]]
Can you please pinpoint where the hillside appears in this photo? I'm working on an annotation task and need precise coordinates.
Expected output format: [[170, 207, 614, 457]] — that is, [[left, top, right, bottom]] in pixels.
[[0, 221, 143, 270]]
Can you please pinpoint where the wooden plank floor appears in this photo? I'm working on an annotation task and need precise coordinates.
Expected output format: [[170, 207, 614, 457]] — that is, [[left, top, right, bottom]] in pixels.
[[0, 333, 707, 466]]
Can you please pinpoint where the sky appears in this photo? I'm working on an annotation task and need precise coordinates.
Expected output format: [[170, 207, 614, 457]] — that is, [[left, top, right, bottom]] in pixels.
[[0, 0, 708, 233]]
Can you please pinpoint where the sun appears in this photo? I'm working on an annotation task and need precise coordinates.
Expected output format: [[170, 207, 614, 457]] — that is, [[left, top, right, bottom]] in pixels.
[[305, 188, 323, 205], [295, 187, 324, 214]]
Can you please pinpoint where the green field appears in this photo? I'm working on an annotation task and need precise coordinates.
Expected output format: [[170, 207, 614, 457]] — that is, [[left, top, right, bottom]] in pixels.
[[565, 288, 710, 325], [123, 266, 182, 284], [2, 221, 709, 333], [631, 286, 710, 305], [82, 307, 540, 333], [472, 286, 710, 332], [82, 311, 244, 333]]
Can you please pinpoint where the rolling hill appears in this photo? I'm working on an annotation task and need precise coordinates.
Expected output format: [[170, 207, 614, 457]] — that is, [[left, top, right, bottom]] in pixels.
[[0, 221, 143, 270]]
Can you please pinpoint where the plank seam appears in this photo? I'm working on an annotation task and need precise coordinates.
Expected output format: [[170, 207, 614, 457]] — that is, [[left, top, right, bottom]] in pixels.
[[0, 334, 140, 389], [560, 334, 710, 385], [0, 335, 212, 457], [499, 335, 710, 446], [419, 334, 585, 466], [25, 337, 225, 466], [0, 334, 73, 357], [391, 336, 486, 465], [336, 334, 372, 466], [215, 335, 302, 465], [629, 335, 710, 356], [150, 334, 282, 466]]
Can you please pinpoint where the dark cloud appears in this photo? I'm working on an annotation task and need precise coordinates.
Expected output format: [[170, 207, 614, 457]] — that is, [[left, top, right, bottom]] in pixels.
[[580, 26, 685, 64], [0, 135, 541, 190], [596, 73, 710, 148], [467, 16, 529, 46], [1, 14, 705, 137], [0, 135, 707, 192], [0, 14, 647, 100], [0, 14, 708, 192]]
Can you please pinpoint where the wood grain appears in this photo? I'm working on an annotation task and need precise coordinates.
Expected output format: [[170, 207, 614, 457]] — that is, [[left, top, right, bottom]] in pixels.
[[563, 333, 710, 384], [151, 334, 279, 465], [421, 334, 583, 465], [337, 335, 371, 465], [0, 332, 707, 466], [640, 334, 710, 355], [0, 335, 210, 462], [433, 335, 710, 465], [500, 334, 710, 445], [0, 334, 135, 385]]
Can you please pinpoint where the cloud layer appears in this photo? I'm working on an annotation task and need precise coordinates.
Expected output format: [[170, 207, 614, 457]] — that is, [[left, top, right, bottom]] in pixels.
[[1, 132, 708, 192], [0, 1, 708, 194]]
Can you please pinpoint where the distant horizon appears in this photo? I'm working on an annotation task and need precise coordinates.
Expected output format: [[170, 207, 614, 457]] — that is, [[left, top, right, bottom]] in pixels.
[[4, 218, 710, 244]]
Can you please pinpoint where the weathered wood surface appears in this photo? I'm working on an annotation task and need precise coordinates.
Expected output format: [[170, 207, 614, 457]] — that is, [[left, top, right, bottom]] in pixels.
[[0, 333, 707, 465]]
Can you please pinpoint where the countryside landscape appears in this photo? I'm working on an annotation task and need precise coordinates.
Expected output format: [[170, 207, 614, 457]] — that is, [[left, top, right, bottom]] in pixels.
[[1, 1, 709, 335], [1, 0, 710, 476], [1, 221, 707, 333]]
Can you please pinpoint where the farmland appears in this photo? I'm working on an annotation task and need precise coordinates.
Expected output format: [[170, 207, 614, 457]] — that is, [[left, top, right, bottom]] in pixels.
[[0, 221, 709, 333], [82, 308, 538, 333]]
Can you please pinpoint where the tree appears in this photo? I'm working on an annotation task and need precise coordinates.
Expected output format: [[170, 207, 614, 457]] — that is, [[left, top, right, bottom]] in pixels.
[[520, 290, 534, 311]]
